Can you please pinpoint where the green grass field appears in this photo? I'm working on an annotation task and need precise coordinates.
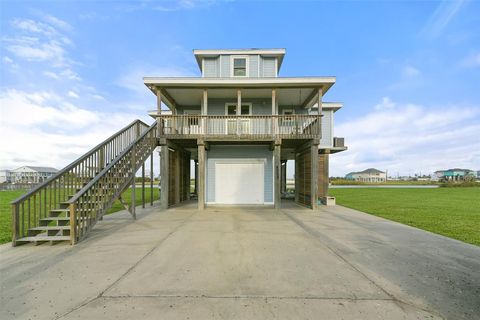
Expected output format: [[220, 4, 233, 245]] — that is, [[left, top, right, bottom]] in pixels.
[[0, 188, 160, 244], [329, 187, 480, 246]]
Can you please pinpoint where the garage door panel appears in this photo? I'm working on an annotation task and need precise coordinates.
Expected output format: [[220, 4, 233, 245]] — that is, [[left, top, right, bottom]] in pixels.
[[215, 162, 264, 204]]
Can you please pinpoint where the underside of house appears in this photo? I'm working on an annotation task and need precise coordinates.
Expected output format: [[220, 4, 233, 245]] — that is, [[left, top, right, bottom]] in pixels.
[[10, 48, 346, 246]]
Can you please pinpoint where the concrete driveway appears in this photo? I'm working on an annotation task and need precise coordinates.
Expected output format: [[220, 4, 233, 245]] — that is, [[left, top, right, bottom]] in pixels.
[[1, 202, 479, 320]]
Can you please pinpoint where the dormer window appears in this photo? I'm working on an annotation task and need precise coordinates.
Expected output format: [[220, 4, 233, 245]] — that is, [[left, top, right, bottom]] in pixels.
[[232, 56, 248, 77]]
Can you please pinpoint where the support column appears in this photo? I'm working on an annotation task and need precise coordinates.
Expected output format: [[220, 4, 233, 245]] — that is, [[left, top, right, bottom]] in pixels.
[[175, 149, 181, 204], [202, 89, 208, 135], [194, 160, 198, 195], [150, 152, 154, 206], [274, 140, 281, 209], [141, 163, 145, 208], [236, 89, 241, 135], [317, 151, 329, 200], [160, 145, 169, 210], [197, 140, 206, 210], [272, 88, 277, 137], [281, 160, 287, 194], [310, 140, 319, 210], [131, 144, 137, 219], [294, 152, 299, 203]]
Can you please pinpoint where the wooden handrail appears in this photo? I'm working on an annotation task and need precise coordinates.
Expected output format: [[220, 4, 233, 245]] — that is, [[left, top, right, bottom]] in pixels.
[[67, 121, 158, 243], [11, 120, 148, 205], [10, 119, 150, 245]]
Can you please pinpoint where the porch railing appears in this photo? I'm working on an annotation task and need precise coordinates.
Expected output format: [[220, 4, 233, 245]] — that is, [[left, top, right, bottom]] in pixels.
[[157, 115, 321, 139]]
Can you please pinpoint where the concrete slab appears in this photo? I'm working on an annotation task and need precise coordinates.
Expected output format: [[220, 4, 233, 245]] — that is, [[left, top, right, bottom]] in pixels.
[[1, 201, 478, 320]]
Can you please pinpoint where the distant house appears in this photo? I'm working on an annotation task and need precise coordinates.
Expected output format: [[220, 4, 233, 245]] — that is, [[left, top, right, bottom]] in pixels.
[[434, 168, 475, 181], [0, 170, 12, 183], [345, 168, 386, 183], [11, 166, 58, 184]]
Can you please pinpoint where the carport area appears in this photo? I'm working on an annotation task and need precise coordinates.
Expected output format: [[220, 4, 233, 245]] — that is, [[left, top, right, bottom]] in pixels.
[[1, 202, 479, 320]]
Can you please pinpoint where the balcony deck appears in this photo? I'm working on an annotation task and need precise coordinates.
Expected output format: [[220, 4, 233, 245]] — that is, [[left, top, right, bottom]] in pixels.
[[156, 115, 321, 141]]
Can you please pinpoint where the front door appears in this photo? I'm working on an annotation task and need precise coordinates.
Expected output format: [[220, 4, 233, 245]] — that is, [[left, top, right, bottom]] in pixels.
[[226, 104, 251, 134], [184, 110, 201, 134]]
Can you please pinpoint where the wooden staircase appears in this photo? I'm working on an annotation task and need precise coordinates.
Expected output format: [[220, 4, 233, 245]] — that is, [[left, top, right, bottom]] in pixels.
[[11, 120, 158, 246]]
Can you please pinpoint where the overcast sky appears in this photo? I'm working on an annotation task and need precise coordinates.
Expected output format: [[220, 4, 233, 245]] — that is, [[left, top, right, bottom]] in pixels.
[[1, 0, 479, 177]]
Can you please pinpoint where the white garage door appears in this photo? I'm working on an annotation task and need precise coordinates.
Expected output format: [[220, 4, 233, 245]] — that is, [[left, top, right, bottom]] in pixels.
[[215, 161, 264, 204]]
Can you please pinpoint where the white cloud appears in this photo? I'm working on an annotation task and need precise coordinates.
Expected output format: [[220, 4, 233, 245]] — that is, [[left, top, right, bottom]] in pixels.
[[3, 16, 73, 68], [11, 18, 57, 36], [330, 98, 480, 176], [42, 14, 72, 31], [67, 90, 79, 99], [43, 71, 59, 79], [0, 89, 145, 170], [374, 97, 395, 110], [3, 56, 14, 64], [421, 0, 466, 39], [402, 65, 420, 77]]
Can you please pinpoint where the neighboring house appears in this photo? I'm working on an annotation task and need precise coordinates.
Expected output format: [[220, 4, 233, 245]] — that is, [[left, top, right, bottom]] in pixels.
[[345, 168, 386, 183], [145, 48, 347, 210], [0, 170, 12, 183], [434, 168, 475, 181], [11, 166, 58, 184]]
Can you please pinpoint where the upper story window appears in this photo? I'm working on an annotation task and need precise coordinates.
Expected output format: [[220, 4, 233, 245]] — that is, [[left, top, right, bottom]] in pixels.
[[232, 56, 248, 77]]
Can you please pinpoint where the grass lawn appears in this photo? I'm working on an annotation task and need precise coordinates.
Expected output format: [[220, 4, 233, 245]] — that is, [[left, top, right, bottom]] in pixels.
[[0, 188, 160, 245], [330, 187, 480, 246]]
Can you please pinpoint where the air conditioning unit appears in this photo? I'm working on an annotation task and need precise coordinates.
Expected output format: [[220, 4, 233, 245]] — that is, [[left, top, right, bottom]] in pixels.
[[334, 137, 344, 147]]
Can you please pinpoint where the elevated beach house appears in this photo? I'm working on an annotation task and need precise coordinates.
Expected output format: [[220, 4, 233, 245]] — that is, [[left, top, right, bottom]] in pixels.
[[11, 48, 346, 245], [145, 48, 346, 209]]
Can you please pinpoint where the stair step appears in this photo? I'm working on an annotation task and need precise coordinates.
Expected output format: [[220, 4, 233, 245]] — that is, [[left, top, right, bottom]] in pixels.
[[29, 226, 71, 231], [50, 209, 70, 213], [16, 236, 70, 242], [41, 217, 70, 221]]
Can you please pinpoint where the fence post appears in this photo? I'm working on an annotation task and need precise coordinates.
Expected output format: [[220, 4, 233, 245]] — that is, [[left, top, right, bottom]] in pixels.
[[99, 148, 105, 172], [11, 203, 18, 246], [69, 203, 76, 245], [131, 144, 137, 220]]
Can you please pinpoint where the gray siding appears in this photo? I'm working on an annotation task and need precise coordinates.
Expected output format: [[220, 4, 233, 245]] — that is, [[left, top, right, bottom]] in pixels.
[[202, 54, 275, 78], [220, 55, 230, 77], [249, 55, 259, 77], [317, 110, 333, 147], [262, 57, 276, 77], [203, 57, 218, 77], [206, 146, 273, 203]]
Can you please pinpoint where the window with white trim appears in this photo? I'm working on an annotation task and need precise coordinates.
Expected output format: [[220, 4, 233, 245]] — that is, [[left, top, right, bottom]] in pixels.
[[232, 57, 247, 77]]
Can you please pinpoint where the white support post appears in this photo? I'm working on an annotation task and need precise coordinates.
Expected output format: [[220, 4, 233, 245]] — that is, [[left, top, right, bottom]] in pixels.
[[197, 140, 206, 211], [202, 89, 208, 135], [202, 89, 208, 115], [318, 87, 323, 137], [272, 88, 277, 136], [272, 89, 276, 114], [236, 89, 241, 135]]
